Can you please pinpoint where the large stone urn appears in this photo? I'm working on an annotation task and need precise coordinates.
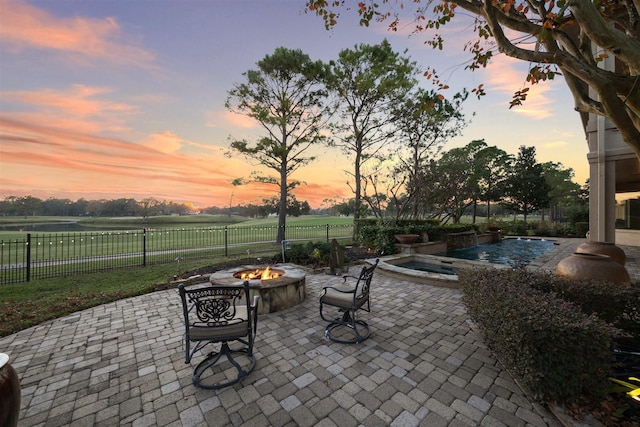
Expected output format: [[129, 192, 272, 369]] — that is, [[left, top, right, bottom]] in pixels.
[[0, 353, 20, 427], [556, 252, 631, 285], [394, 234, 419, 244], [576, 240, 626, 266]]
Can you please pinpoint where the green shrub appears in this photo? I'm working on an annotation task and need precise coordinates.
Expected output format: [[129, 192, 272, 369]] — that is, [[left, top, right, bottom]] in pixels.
[[528, 221, 575, 237], [575, 221, 589, 238], [354, 219, 480, 253], [355, 219, 437, 254], [460, 268, 621, 404], [486, 219, 528, 236], [525, 274, 640, 345], [277, 241, 333, 266], [508, 220, 529, 236], [566, 205, 589, 224]]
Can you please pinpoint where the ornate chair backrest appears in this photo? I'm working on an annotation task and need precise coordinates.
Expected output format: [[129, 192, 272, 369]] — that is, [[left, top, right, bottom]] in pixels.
[[357, 261, 378, 297], [354, 259, 379, 301], [180, 282, 251, 332]]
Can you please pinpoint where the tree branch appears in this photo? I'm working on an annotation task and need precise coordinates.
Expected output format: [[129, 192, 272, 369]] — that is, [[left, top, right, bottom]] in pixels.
[[569, 0, 640, 73]]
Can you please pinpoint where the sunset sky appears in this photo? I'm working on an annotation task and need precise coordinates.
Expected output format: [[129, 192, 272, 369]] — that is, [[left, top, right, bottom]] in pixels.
[[0, 0, 590, 210]]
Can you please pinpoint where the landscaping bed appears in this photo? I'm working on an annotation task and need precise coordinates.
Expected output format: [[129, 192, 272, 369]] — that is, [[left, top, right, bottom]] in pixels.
[[174, 243, 379, 280], [459, 268, 640, 426]]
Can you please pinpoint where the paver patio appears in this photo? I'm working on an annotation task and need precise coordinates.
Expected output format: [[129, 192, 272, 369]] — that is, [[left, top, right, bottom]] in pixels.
[[2, 238, 638, 426]]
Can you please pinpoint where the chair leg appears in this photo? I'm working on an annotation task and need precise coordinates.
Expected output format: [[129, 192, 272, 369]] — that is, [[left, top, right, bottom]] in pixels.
[[192, 342, 256, 389], [324, 309, 371, 344]]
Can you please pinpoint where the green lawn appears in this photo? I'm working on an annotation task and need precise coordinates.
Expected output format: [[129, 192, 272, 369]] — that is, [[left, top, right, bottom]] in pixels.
[[0, 215, 355, 264], [0, 215, 356, 336], [0, 214, 354, 229], [0, 256, 245, 337]]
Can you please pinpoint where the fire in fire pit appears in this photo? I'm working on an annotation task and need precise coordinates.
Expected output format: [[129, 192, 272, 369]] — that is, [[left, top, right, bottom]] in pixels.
[[233, 266, 284, 281], [210, 264, 306, 314]]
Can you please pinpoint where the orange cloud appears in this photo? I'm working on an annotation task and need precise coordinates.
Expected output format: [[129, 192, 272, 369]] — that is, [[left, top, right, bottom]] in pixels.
[[207, 110, 258, 130], [2, 85, 138, 135], [0, 117, 306, 207], [0, 0, 156, 68], [3, 84, 136, 116], [142, 131, 185, 154], [481, 55, 554, 119]]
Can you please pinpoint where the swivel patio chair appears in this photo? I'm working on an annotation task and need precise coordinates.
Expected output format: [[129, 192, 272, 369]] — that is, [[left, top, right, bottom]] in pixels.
[[178, 281, 259, 389], [319, 259, 379, 343]]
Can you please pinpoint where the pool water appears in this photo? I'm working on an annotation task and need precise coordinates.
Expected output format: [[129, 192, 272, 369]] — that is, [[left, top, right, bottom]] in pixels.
[[436, 238, 555, 266], [396, 261, 456, 275]]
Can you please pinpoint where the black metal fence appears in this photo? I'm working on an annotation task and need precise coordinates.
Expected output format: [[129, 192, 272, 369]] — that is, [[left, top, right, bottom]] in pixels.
[[0, 224, 354, 285]]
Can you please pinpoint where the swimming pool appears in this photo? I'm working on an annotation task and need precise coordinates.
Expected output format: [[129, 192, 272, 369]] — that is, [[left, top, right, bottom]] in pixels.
[[435, 237, 555, 266], [374, 237, 558, 287]]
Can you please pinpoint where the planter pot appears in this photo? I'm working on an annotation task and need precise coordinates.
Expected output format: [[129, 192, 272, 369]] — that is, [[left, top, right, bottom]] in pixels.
[[394, 234, 419, 244], [0, 353, 20, 427], [576, 240, 626, 266], [556, 252, 631, 285]]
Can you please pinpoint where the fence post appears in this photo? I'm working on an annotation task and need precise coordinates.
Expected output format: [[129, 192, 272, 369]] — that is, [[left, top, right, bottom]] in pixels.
[[26, 233, 31, 282], [224, 226, 228, 257], [326, 224, 329, 242], [143, 228, 147, 267]]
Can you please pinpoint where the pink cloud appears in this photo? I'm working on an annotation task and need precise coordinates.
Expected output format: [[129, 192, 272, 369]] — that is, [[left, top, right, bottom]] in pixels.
[[3, 84, 136, 116], [479, 55, 554, 119], [1, 85, 139, 135], [0, 117, 311, 207], [0, 0, 156, 68], [207, 110, 258, 130], [142, 131, 185, 154]]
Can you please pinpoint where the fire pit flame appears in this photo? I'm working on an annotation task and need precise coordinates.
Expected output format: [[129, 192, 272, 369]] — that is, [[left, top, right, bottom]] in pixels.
[[236, 266, 281, 281]]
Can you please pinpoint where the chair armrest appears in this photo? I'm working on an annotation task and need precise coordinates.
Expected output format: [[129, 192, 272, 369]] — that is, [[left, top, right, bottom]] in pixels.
[[250, 296, 260, 335], [322, 284, 356, 294]]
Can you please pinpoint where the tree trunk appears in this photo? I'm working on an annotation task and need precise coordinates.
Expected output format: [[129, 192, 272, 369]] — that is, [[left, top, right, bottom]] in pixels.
[[472, 199, 477, 224], [353, 145, 362, 224], [277, 164, 287, 243]]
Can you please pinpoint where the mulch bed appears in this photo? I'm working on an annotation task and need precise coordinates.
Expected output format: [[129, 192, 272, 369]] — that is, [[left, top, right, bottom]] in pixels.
[[174, 245, 379, 280]]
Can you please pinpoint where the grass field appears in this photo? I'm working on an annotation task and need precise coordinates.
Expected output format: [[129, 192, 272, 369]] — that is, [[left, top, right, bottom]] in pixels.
[[0, 215, 355, 264], [0, 257, 244, 337], [0, 214, 354, 228], [0, 215, 356, 335]]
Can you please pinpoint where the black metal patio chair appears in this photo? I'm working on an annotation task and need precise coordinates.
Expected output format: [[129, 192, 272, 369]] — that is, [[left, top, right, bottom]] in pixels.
[[319, 259, 379, 343], [178, 281, 259, 389]]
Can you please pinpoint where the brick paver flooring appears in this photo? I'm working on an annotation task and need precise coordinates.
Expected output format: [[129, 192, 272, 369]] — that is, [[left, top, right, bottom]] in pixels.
[[2, 238, 638, 426]]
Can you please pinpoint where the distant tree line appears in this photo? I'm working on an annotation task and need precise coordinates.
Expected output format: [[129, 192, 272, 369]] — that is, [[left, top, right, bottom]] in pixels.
[[0, 196, 193, 218], [203, 195, 311, 218], [0, 194, 314, 220]]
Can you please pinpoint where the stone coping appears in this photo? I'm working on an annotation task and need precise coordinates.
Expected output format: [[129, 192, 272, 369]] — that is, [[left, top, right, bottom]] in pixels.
[[373, 254, 510, 288], [209, 263, 306, 288], [209, 263, 307, 314]]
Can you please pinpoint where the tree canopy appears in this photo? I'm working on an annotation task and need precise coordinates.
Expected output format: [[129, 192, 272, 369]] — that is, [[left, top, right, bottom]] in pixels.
[[325, 40, 419, 222], [225, 47, 331, 242], [502, 145, 551, 221], [306, 0, 640, 160], [394, 87, 470, 218]]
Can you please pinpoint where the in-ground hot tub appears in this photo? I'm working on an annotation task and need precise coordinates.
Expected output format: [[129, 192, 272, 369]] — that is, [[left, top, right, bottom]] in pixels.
[[209, 264, 306, 314], [375, 254, 511, 288]]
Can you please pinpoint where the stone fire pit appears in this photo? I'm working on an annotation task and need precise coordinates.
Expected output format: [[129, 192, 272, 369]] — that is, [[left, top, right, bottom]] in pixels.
[[209, 264, 306, 314]]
